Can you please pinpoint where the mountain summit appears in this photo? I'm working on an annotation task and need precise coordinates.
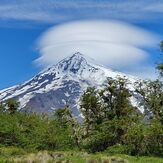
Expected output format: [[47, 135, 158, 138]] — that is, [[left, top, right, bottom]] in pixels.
[[0, 53, 139, 117]]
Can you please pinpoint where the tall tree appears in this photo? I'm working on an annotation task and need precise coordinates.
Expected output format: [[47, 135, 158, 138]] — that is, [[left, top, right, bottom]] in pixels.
[[135, 79, 163, 124], [81, 77, 141, 152], [54, 106, 81, 149], [101, 77, 141, 141], [80, 87, 103, 137]]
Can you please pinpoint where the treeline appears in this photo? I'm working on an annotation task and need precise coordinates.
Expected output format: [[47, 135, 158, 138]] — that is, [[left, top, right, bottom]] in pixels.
[[0, 76, 162, 156], [0, 41, 162, 157], [0, 100, 77, 150]]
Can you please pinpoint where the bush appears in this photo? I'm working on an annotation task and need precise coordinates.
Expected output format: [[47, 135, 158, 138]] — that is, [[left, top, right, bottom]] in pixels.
[[106, 144, 130, 155], [0, 147, 26, 157], [0, 113, 20, 146], [123, 121, 163, 156], [82, 131, 110, 153], [42, 120, 76, 150]]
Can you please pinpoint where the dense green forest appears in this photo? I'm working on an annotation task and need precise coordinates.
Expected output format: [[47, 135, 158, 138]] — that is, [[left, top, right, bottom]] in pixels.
[[0, 42, 162, 162], [0, 76, 162, 155]]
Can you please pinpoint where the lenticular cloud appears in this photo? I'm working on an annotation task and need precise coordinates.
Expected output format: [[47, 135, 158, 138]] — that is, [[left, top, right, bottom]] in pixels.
[[36, 20, 159, 69]]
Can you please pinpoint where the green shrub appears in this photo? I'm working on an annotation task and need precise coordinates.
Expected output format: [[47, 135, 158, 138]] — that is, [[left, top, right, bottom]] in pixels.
[[0, 147, 26, 157], [105, 144, 129, 155], [123, 121, 163, 156], [82, 132, 110, 153]]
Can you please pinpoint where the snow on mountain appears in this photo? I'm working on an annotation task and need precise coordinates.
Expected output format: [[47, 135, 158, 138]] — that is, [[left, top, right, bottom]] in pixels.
[[0, 52, 142, 117]]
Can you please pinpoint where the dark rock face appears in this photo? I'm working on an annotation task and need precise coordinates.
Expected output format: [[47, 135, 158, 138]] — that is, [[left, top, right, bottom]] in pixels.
[[24, 80, 82, 116]]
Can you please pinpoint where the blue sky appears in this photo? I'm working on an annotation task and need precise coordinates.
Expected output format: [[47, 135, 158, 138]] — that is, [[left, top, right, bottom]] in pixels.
[[0, 0, 163, 89]]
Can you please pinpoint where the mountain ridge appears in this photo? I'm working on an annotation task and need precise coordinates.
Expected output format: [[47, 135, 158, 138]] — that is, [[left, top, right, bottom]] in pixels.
[[0, 52, 141, 117]]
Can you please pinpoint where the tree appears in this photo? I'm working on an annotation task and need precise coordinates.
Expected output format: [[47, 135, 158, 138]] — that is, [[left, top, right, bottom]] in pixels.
[[124, 120, 163, 156], [81, 77, 141, 152], [157, 40, 163, 77], [53, 106, 81, 149], [101, 77, 141, 140], [17, 113, 48, 149], [101, 77, 138, 119], [0, 102, 5, 112], [135, 79, 163, 124], [123, 122, 149, 156], [0, 113, 20, 146], [80, 87, 103, 137], [5, 99, 20, 114], [54, 107, 72, 126]]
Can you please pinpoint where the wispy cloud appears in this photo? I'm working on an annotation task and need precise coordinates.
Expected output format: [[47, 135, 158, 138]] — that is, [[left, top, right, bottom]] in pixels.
[[144, 3, 163, 13], [36, 20, 159, 79], [0, 0, 163, 24], [0, 3, 64, 23]]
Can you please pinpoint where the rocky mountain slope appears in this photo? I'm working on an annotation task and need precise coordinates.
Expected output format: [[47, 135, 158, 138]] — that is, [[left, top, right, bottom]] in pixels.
[[0, 53, 141, 117]]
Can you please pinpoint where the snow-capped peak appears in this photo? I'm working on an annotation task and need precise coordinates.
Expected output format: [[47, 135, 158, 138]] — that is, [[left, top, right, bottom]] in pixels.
[[57, 52, 88, 73], [0, 52, 141, 116]]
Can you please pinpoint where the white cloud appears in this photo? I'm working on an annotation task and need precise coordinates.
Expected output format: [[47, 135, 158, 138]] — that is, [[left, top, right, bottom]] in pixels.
[[36, 20, 159, 79]]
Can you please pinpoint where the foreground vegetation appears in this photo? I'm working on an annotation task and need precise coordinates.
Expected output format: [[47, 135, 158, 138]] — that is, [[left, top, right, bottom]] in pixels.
[[0, 41, 162, 162], [0, 147, 163, 163], [0, 76, 162, 154]]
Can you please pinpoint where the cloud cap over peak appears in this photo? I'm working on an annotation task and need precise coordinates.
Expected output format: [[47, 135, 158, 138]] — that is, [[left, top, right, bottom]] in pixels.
[[39, 20, 157, 48], [36, 20, 159, 68]]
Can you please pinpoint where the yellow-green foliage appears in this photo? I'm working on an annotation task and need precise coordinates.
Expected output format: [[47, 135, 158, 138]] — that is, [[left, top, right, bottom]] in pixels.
[[0, 147, 26, 157], [0, 149, 162, 163]]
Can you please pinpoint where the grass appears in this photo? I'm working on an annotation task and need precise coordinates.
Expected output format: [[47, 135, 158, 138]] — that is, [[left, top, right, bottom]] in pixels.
[[0, 147, 162, 163]]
